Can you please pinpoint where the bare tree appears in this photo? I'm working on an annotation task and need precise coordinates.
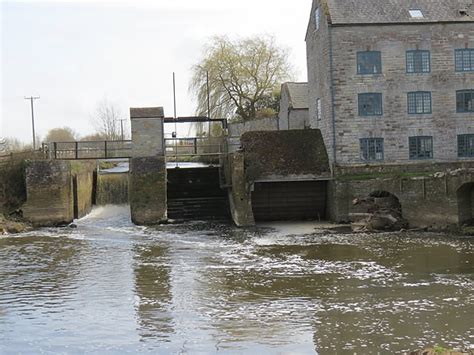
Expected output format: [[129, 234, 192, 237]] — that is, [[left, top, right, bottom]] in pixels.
[[80, 133, 107, 142], [91, 99, 124, 141], [2, 137, 27, 152], [190, 35, 294, 121]]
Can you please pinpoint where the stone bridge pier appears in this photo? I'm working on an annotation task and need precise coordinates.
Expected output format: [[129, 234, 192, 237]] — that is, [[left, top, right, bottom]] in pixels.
[[128, 107, 167, 225]]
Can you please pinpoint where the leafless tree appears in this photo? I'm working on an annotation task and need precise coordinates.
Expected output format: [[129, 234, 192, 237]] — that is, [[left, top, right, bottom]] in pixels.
[[91, 99, 124, 141]]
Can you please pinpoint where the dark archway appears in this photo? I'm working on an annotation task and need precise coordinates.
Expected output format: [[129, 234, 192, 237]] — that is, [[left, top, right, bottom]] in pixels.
[[368, 190, 402, 216], [457, 182, 474, 226], [352, 190, 404, 231]]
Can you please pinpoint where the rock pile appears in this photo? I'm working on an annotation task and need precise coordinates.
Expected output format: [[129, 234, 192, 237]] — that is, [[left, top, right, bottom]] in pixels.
[[0, 213, 31, 234], [350, 191, 408, 232]]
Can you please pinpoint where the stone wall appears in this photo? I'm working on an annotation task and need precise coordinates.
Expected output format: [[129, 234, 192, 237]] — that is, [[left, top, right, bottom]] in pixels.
[[0, 159, 26, 213], [129, 106, 167, 225], [335, 161, 474, 176], [228, 117, 279, 137], [330, 170, 474, 229], [306, 0, 335, 163], [307, 0, 474, 166], [240, 129, 331, 181], [23, 160, 73, 226], [22, 160, 96, 226], [129, 156, 167, 225], [279, 110, 309, 131], [130, 107, 165, 158], [73, 170, 94, 219]]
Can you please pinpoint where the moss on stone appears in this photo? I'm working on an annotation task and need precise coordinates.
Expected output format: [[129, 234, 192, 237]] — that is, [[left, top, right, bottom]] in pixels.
[[337, 171, 432, 181], [241, 129, 330, 181], [129, 157, 167, 225], [0, 159, 28, 212]]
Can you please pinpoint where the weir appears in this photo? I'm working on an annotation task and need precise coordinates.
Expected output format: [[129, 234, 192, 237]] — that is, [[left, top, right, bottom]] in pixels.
[[18, 105, 474, 229]]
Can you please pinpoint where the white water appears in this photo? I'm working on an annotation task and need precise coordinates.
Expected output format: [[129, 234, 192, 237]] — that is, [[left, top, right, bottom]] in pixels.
[[0, 205, 473, 354]]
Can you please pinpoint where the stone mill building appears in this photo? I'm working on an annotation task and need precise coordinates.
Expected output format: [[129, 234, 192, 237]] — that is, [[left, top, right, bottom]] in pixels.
[[306, 0, 474, 166]]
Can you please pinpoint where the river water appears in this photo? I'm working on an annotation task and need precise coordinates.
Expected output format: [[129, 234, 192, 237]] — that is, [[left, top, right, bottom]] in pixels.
[[0, 206, 472, 354]]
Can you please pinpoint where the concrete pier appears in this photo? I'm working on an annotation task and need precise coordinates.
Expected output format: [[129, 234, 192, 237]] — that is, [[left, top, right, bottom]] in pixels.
[[22, 160, 95, 226], [129, 107, 167, 225]]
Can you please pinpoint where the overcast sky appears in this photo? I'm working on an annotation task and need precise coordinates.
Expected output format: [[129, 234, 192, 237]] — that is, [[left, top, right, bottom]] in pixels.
[[1, 0, 312, 143]]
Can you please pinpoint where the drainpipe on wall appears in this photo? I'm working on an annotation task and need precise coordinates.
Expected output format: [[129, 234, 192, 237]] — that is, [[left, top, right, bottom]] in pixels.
[[328, 24, 337, 175], [287, 108, 291, 130]]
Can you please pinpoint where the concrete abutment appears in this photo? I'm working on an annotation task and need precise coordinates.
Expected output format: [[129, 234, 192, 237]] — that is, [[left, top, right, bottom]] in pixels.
[[23, 160, 95, 226]]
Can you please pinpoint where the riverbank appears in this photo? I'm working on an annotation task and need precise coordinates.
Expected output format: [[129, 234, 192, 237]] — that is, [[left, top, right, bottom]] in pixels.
[[0, 213, 32, 234]]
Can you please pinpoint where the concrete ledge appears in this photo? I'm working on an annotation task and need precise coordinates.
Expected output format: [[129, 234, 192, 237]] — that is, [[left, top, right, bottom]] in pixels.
[[23, 160, 73, 226], [129, 156, 167, 225]]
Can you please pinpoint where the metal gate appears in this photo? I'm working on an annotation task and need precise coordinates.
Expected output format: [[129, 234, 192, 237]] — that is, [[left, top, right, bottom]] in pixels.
[[251, 181, 327, 221]]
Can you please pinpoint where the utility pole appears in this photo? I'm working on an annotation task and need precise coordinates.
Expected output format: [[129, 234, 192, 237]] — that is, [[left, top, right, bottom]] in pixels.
[[24, 96, 40, 150], [117, 119, 127, 141]]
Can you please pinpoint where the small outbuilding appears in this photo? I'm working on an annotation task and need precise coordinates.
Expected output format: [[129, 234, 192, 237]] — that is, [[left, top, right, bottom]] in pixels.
[[278, 82, 309, 130]]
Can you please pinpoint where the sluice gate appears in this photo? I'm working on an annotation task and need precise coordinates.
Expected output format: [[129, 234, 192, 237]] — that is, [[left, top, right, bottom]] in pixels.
[[251, 181, 327, 221], [167, 167, 230, 221]]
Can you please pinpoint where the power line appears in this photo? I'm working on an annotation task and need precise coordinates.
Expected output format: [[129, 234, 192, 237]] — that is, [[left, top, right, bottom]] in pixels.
[[24, 96, 40, 150]]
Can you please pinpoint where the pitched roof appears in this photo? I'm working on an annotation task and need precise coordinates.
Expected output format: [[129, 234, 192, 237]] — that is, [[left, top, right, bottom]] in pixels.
[[283, 82, 308, 110], [325, 0, 474, 25], [130, 107, 165, 119]]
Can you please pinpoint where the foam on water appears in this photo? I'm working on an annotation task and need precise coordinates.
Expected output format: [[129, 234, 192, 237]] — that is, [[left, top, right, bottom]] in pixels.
[[0, 205, 472, 353]]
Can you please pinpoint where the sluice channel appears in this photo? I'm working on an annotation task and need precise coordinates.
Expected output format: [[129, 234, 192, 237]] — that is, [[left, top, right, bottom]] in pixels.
[[166, 167, 231, 221], [96, 172, 129, 205]]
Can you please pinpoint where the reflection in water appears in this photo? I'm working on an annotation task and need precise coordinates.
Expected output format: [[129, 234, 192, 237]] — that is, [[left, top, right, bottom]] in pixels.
[[0, 235, 85, 313], [0, 208, 473, 354], [133, 243, 173, 340]]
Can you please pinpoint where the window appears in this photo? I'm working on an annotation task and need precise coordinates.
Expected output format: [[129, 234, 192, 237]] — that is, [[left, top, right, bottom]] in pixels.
[[315, 7, 320, 31], [357, 51, 382, 74], [456, 90, 474, 113], [360, 138, 384, 161], [409, 9, 424, 18], [358, 93, 383, 116], [406, 50, 430, 73], [455, 49, 474, 72], [458, 134, 474, 158], [316, 98, 322, 121], [409, 136, 433, 159], [407, 91, 432, 114]]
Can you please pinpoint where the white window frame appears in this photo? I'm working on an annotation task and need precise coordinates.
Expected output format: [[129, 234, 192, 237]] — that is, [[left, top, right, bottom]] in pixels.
[[315, 7, 320, 31], [316, 98, 322, 121], [409, 9, 424, 19]]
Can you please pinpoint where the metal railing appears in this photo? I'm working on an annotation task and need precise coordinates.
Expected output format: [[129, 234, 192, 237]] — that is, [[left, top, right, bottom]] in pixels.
[[165, 137, 224, 164], [48, 140, 132, 160]]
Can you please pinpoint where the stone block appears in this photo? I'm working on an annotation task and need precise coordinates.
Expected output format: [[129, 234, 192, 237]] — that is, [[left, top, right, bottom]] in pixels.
[[130, 107, 165, 158], [241, 129, 331, 181], [23, 160, 73, 226], [129, 156, 167, 225]]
